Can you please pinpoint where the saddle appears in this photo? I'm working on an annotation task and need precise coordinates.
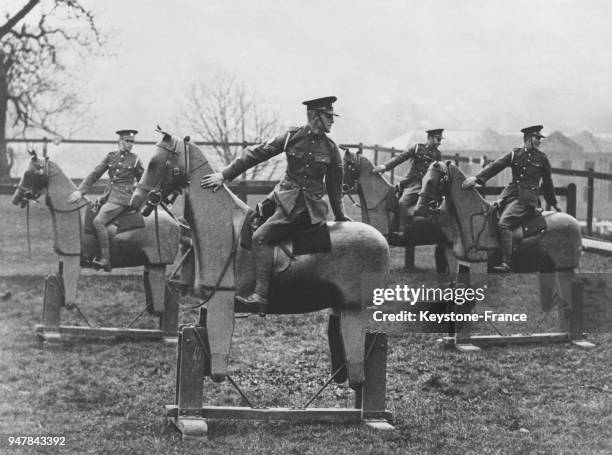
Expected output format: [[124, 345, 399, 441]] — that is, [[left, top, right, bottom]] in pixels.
[[239, 199, 331, 256], [84, 204, 145, 235]]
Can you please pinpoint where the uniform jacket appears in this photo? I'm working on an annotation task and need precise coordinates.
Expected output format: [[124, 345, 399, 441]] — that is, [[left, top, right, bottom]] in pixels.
[[383, 143, 442, 194], [221, 126, 346, 224], [78, 151, 144, 206], [475, 147, 557, 207]]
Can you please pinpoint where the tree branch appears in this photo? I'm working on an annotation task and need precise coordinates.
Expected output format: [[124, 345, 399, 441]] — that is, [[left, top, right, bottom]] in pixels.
[[0, 0, 40, 38]]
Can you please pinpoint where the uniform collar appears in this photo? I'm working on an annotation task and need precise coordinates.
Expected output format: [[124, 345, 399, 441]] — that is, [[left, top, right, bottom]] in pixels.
[[305, 125, 325, 137]]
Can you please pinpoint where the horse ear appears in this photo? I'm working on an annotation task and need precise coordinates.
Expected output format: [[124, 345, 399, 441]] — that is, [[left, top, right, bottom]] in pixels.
[[155, 125, 173, 142], [28, 150, 38, 160]]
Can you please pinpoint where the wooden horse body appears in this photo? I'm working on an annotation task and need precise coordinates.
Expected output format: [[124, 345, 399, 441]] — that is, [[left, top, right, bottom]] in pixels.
[[343, 149, 448, 271], [12, 155, 181, 340], [414, 161, 588, 348], [130, 133, 390, 389]]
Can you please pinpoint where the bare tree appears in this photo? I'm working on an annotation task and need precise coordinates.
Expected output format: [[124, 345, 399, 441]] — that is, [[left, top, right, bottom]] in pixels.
[[178, 74, 281, 179], [0, 0, 103, 181]]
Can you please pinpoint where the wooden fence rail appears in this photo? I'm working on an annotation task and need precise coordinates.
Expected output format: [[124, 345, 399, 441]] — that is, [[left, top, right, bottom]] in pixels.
[[0, 178, 577, 219], [2, 136, 609, 232]]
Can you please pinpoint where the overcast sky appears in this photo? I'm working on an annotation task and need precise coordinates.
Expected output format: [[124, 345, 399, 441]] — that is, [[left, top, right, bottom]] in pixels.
[[11, 0, 612, 144]]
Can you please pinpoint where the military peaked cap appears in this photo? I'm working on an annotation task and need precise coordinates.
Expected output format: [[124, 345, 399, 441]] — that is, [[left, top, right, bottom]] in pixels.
[[116, 129, 138, 141], [302, 96, 339, 116], [426, 128, 444, 138], [521, 125, 545, 138]]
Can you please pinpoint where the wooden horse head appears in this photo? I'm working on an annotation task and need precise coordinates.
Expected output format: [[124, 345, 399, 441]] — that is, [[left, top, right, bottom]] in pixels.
[[12, 151, 48, 208], [416, 161, 497, 261], [342, 149, 396, 232]]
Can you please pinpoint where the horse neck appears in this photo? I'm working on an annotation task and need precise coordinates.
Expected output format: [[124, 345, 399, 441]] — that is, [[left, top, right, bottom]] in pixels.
[[357, 160, 394, 232], [184, 147, 248, 289], [446, 166, 497, 256], [46, 162, 78, 211], [46, 161, 84, 255]]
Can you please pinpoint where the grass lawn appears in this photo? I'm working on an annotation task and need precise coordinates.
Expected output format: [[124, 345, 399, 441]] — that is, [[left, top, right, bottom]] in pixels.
[[1, 195, 611, 454]]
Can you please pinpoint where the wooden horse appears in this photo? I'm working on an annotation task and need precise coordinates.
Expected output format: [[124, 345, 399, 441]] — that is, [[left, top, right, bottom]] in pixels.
[[130, 132, 392, 436], [343, 149, 448, 272], [414, 160, 593, 349], [12, 152, 181, 342]]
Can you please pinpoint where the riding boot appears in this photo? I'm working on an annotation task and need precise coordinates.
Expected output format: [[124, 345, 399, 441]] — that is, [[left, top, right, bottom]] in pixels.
[[94, 226, 112, 272], [236, 242, 274, 316], [493, 228, 513, 273]]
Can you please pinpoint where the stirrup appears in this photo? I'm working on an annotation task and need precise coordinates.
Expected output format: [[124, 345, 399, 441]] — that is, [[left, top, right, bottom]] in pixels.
[[493, 262, 512, 273], [388, 231, 406, 245], [92, 258, 112, 272], [235, 294, 268, 317]]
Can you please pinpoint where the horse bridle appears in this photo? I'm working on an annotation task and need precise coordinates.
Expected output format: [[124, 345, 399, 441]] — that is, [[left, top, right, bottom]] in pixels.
[[137, 136, 192, 217], [342, 149, 362, 208], [417, 161, 450, 216], [342, 149, 360, 192], [16, 152, 49, 206]]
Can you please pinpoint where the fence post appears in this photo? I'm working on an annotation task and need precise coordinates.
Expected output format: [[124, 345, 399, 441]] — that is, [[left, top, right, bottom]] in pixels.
[[42, 137, 48, 158], [390, 148, 395, 184], [454, 153, 460, 167], [374, 145, 379, 165], [566, 183, 576, 218], [586, 169, 594, 235], [237, 180, 247, 203], [240, 141, 248, 181], [358, 142, 363, 156]]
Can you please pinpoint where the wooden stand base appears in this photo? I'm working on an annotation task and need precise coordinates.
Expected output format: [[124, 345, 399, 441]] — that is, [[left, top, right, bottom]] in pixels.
[[37, 272, 179, 344], [35, 324, 177, 344], [441, 279, 595, 351], [439, 332, 595, 351], [167, 330, 394, 439]]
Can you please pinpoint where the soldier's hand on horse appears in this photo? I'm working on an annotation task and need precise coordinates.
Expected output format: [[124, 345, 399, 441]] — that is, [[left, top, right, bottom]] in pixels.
[[68, 190, 83, 203], [201, 173, 225, 192], [462, 177, 479, 189], [372, 165, 386, 174]]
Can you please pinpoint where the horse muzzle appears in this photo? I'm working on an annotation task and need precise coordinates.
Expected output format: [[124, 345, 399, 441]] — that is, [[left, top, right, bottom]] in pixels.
[[11, 188, 25, 206], [129, 188, 148, 211], [11, 187, 32, 208]]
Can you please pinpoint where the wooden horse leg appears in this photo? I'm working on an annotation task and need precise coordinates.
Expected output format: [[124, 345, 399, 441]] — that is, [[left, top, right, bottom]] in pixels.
[[555, 269, 574, 333], [60, 255, 80, 308], [327, 313, 348, 383], [206, 291, 235, 383], [539, 271, 555, 312], [145, 264, 178, 342], [450, 261, 487, 352], [38, 256, 80, 341], [338, 307, 366, 390], [144, 265, 167, 315]]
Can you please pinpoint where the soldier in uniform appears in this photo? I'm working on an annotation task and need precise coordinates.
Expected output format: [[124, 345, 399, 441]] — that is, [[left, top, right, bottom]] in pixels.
[[373, 128, 444, 236], [462, 125, 560, 272], [68, 129, 144, 271], [200, 96, 351, 312]]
